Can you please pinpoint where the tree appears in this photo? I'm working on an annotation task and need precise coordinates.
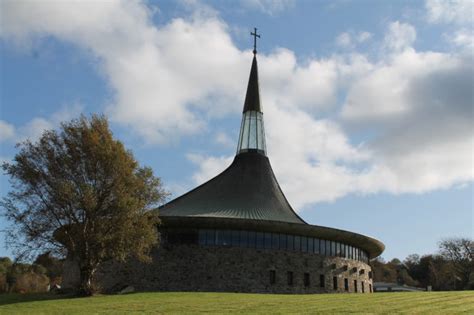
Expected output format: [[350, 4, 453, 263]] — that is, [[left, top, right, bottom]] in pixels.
[[438, 238, 473, 290], [1, 115, 167, 295]]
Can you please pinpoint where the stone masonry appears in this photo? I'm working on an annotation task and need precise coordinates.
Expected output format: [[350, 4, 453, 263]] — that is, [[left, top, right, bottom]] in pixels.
[[64, 243, 373, 294]]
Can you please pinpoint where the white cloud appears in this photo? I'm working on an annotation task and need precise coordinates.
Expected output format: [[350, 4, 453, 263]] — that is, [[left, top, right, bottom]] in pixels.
[[425, 0, 473, 25], [336, 32, 352, 48], [187, 153, 233, 185], [3, 104, 84, 143], [336, 31, 372, 49], [0, 120, 15, 142], [1, 1, 472, 209], [383, 21, 416, 52], [449, 28, 474, 50], [357, 31, 372, 43], [240, 0, 295, 15], [215, 131, 235, 148]]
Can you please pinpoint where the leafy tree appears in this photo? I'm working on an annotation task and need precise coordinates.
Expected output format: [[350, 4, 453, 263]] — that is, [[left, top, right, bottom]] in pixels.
[[34, 252, 63, 280], [1, 115, 167, 295], [438, 238, 473, 290]]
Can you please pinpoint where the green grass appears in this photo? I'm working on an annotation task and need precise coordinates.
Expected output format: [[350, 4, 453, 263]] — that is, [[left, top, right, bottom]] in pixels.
[[0, 291, 473, 314]]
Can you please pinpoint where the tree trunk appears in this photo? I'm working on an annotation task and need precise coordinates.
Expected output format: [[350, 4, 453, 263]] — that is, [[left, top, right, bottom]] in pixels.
[[78, 265, 95, 296]]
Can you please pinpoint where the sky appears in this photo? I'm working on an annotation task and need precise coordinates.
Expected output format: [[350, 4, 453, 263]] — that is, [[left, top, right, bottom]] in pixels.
[[0, 0, 472, 261]]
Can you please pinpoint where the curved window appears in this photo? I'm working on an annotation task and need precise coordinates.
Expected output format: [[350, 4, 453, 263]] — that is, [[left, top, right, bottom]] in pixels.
[[188, 229, 370, 263]]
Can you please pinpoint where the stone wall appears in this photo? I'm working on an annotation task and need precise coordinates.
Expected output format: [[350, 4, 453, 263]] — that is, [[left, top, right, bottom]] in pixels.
[[64, 243, 373, 294]]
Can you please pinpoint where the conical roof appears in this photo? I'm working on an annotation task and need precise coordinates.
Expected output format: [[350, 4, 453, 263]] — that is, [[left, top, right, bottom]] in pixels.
[[160, 53, 305, 224], [159, 152, 305, 224]]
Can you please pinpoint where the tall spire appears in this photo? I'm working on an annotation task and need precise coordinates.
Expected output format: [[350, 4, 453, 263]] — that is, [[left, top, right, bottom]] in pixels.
[[236, 28, 267, 155]]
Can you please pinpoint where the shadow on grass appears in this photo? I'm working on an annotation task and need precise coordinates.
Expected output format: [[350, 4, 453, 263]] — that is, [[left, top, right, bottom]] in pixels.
[[0, 292, 80, 306]]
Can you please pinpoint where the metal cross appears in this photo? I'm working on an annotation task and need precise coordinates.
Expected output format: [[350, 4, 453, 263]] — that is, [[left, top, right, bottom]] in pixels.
[[251, 27, 260, 55]]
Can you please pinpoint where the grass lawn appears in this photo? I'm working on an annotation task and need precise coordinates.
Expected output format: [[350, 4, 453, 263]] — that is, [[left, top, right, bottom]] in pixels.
[[0, 291, 473, 314]]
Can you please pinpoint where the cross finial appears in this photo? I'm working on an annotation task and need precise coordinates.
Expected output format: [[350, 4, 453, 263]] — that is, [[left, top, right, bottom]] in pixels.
[[251, 27, 260, 55]]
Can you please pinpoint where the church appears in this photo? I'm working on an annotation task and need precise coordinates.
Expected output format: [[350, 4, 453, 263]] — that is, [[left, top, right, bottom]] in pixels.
[[64, 30, 384, 294]]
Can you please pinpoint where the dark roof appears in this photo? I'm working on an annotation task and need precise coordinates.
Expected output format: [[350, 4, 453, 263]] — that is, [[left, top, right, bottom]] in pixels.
[[159, 151, 306, 224], [242, 56, 261, 113]]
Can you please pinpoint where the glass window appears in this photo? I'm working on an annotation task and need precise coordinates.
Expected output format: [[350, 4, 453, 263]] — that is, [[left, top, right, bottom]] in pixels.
[[344, 278, 349, 291], [199, 229, 206, 245], [215, 230, 223, 245], [249, 112, 257, 148], [231, 230, 240, 246], [294, 236, 301, 251], [333, 276, 338, 290], [308, 238, 314, 254], [222, 230, 231, 246], [287, 235, 294, 251], [319, 274, 325, 288], [301, 236, 308, 252], [326, 240, 331, 256], [264, 232, 272, 249], [206, 229, 215, 245], [256, 232, 264, 249], [239, 230, 248, 247], [269, 270, 276, 284], [314, 238, 320, 254], [320, 239, 326, 255], [354, 280, 358, 292], [280, 234, 287, 250], [272, 233, 279, 250], [331, 241, 336, 256], [304, 273, 310, 287], [287, 271, 294, 286], [362, 281, 365, 293], [248, 231, 256, 248]]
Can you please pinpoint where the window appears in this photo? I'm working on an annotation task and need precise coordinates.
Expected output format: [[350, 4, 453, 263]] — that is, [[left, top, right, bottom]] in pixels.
[[304, 273, 310, 287], [199, 229, 206, 245], [326, 240, 331, 256], [294, 236, 301, 251], [354, 280, 358, 292], [272, 233, 279, 249], [239, 230, 248, 247], [369, 283, 372, 293], [333, 277, 338, 290], [301, 236, 308, 252], [314, 238, 319, 254], [308, 237, 314, 253], [287, 235, 294, 251], [362, 281, 365, 293], [264, 232, 272, 249], [248, 231, 256, 248], [287, 271, 294, 286], [280, 234, 287, 250], [256, 232, 264, 249], [319, 274, 325, 288], [331, 241, 336, 256], [231, 230, 240, 246], [320, 240, 326, 255], [206, 229, 216, 245], [269, 270, 276, 284], [344, 278, 349, 291], [222, 230, 232, 246]]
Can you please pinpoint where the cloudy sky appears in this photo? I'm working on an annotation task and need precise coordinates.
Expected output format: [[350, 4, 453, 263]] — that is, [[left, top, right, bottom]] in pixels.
[[0, 0, 472, 260]]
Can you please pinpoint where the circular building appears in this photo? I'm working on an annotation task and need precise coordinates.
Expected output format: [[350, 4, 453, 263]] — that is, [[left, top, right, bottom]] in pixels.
[[63, 42, 384, 294], [143, 50, 384, 294]]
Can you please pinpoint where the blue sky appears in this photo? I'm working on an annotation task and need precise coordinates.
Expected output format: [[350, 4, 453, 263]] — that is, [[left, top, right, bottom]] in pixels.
[[0, 0, 472, 261]]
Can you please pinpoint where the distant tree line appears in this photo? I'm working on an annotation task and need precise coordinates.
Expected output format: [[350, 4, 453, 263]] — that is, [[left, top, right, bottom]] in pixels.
[[0, 252, 62, 293], [371, 238, 473, 291]]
